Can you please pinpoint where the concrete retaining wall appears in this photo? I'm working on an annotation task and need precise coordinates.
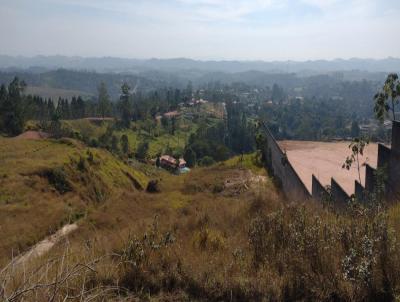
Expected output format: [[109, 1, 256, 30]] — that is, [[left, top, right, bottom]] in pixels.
[[354, 180, 365, 202], [312, 174, 329, 202], [365, 164, 376, 193], [331, 178, 350, 205], [378, 143, 391, 169], [262, 124, 311, 202], [262, 121, 400, 205]]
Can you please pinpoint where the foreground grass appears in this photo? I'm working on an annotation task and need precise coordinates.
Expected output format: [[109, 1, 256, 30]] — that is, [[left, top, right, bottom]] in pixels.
[[0, 136, 148, 267], [1, 150, 400, 301]]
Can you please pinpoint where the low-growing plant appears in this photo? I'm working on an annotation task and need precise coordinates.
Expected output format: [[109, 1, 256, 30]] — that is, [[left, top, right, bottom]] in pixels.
[[43, 167, 71, 194]]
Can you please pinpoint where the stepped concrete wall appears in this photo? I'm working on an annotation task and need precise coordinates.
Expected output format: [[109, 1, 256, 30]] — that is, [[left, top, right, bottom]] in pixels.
[[378, 144, 391, 168], [312, 174, 328, 202], [263, 121, 400, 205], [355, 180, 365, 202], [262, 124, 311, 202], [365, 164, 376, 193], [331, 178, 350, 205]]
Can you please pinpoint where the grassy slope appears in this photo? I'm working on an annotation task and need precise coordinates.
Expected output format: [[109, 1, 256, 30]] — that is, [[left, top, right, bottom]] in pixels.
[[0, 136, 148, 266], [2, 135, 400, 300], [3, 154, 288, 300], [63, 117, 198, 158]]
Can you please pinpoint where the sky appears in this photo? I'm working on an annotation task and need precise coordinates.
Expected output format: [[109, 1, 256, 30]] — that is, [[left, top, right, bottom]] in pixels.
[[1, 0, 400, 61]]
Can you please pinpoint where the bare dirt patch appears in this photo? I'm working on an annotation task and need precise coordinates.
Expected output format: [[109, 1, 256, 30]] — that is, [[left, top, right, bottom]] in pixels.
[[15, 131, 50, 140], [279, 140, 378, 195], [14, 224, 78, 266]]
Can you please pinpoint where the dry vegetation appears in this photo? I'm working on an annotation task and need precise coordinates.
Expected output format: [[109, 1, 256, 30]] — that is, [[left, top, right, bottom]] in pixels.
[[24, 86, 92, 101], [0, 136, 148, 267], [1, 138, 400, 301]]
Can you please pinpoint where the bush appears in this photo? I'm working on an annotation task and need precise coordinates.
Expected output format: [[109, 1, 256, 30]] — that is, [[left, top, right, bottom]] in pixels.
[[183, 147, 196, 167], [198, 156, 215, 167], [89, 138, 99, 148], [136, 141, 149, 160], [44, 167, 72, 194], [146, 179, 161, 193]]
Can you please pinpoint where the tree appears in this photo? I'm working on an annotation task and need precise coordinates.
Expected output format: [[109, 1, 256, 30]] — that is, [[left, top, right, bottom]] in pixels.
[[0, 84, 7, 131], [111, 135, 119, 153], [136, 141, 149, 160], [1, 77, 26, 136], [120, 83, 132, 128], [342, 137, 369, 184], [170, 117, 177, 135], [161, 116, 169, 129], [121, 134, 129, 154], [271, 83, 284, 103], [49, 111, 63, 138], [198, 156, 215, 167], [374, 73, 400, 123], [98, 82, 110, 119], [183, 147, 196, 167], [351, 120, 360, 138]]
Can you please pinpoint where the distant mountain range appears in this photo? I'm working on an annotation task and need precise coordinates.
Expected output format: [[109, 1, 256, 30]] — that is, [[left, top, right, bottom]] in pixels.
[[0, 55, 399, 74]]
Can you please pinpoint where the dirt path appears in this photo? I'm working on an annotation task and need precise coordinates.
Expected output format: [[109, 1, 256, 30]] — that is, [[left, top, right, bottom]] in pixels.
[[15, 130, 50, 140], [15, 224, 78, 266]]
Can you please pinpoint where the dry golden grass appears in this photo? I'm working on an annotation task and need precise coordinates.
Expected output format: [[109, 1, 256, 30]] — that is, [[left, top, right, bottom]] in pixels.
[[0, 136, 148, 267], [1, 151, 400, 301]]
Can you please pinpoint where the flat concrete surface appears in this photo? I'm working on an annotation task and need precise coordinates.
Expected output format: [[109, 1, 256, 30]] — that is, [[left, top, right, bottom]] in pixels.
[[278, 141, 378, 195]]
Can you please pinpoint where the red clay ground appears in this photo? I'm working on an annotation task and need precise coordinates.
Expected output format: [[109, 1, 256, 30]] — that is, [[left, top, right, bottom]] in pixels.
[[278, 141, 379, 195], [15, 131, 51, 140]]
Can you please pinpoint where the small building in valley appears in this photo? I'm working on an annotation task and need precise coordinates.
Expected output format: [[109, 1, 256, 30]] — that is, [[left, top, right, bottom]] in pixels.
[[160, 155, 187, 170]]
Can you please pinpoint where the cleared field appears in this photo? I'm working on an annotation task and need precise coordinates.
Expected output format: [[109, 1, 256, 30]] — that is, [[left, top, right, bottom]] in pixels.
[[25, 86, 92, 100], [279, 140, 379, 195]]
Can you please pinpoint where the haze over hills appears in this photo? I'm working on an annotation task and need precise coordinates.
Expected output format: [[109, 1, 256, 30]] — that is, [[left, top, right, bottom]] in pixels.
[[1, 55, 400, 74]]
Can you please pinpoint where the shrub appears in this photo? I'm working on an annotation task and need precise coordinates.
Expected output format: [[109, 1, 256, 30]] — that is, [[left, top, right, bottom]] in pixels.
[[44, 167, 72, 194], [89, 138, 99, 148], [198, 156, 215, 167], [146, 179, 161, 193], [192, 228, 225, 251], [77, 156, 87, 171]]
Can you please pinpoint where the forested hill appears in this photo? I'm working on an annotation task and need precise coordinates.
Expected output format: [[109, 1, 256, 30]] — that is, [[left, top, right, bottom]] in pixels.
[[1, 55, 400, 74], [0, 69, 159, 98], [0, 68, 387, 100]]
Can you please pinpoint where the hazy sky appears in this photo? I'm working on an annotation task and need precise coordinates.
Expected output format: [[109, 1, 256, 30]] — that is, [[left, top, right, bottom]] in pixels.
[[1, 0, 400, 60]]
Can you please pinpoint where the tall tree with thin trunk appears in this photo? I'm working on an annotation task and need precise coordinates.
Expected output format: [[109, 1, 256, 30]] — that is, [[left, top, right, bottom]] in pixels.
[[374, 73, 400, 123], [98, 82, 110, 119], [342, 137, 369, 184], [119, 83, 132, 128]]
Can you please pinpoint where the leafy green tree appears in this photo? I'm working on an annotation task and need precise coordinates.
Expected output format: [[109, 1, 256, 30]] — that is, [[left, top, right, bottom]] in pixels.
[[183, 147, 196, 167], [121, 134, 129, 154], [161, 116, 169, 130], [136, 141, 149, 160], [342, 137, 369, 183], [0, 84, 7, 132], [374, 73, 400, 122], [98, 82, 111, 119], [170, 117, 177, 135], [111, 135, 119, 153], [271, 83, 285, 102], [0, 78, 27, 136], [49, 112, 63, 138], [99, 125, 113, 148], [198, 156, 215, 167]]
